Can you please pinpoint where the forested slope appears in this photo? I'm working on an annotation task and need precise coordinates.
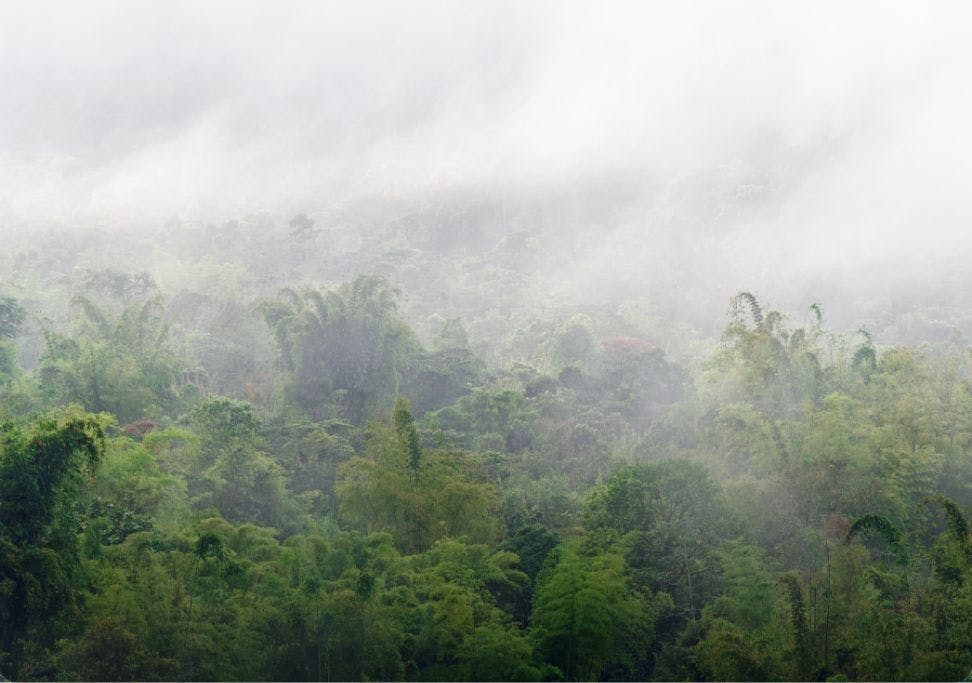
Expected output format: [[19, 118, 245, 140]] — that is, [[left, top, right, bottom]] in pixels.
[[2, 245, 972, 681]]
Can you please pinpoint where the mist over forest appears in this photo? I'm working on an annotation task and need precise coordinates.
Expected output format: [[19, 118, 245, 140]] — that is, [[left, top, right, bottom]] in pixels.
[[2, 3, 972, 682]]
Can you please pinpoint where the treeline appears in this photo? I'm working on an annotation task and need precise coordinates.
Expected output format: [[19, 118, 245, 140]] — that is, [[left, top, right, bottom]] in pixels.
[[2, 277, 972, 681]]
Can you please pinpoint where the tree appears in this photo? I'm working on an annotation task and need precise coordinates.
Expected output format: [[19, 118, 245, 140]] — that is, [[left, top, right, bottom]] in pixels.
[[338, 404, 502, 553], [0, 296, 26, 395], [530, 544, 654, 680], [400, 318, 486, 415], [0, 296, 26, 340], [405, 538, 532, 679], [457, 622, 541, 681], [37, 294, 186, 423], [261, 275, 421, 423], [706, 293, 828, 418], [0, 410, 105, 676], [692, 542, 788, 681], [583, 460, 737, 618], [264, 417, 354, 515], [58, 617, 176, 681], [188, 398, 298, 530], [393, 397, 422, 475]]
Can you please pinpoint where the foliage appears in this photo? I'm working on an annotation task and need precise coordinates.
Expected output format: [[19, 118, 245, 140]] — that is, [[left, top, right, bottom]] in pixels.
[[0, 297, 27, 340], [337, 405, 502, 553], [0, 410, 106, 676], [3, 273, 972, 681], [261, 275, 421, 423], [583, 459, 738, 619], [531, 543, 660, 680], [37, 295, 187, 423], [846, 514, 909, 564]]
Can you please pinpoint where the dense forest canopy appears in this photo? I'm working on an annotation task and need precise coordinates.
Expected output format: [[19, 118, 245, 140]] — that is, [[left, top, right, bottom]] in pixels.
[[3, 3, 972, 682], [2, 268, 972, 681]]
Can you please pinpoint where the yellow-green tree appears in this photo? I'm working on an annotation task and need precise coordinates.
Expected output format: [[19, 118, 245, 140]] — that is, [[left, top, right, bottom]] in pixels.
[[337, 399, 501, 552]]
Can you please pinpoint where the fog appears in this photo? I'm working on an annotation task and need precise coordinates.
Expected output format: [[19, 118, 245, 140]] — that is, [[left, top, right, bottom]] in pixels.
[[2, 1, 971, 343], [6, 10, 972, 679]]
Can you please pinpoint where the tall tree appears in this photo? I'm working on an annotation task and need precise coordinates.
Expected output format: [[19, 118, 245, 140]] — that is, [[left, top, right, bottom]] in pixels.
[[261, 275, 421, 423], [37, 294, 185, 423], [531, 544, 653, 681], [0, 411, 105, 677]]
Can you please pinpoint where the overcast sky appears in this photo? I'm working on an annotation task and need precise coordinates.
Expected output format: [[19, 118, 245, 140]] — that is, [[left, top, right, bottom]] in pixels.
[[2, 1, 971, 284]]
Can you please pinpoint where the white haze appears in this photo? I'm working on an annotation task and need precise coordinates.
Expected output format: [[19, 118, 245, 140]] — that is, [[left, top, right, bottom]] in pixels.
[[1, 1, 971, 338]]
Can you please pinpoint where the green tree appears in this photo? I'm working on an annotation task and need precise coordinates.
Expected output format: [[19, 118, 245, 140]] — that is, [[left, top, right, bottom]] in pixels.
[[691, 542, 788, 680], [0, 296, 26, 340], [37, 294, 186, 423], [583, 460, 737, 618], [0, 296, 26, 399], [338, 423, 501, 553], [188, 398, 298, 530], [393, 396, 422, 474], [531, 544, 656, 680], [705, 292, 828, 418], [401, 317, 486, 415], [457, 622, 541, 681], [0, 410, 105, 676], [261, 275, 420, 423]]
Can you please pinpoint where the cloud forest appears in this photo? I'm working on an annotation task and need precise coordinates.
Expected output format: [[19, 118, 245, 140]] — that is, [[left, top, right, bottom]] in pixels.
[[2, 2, 972, 681]]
